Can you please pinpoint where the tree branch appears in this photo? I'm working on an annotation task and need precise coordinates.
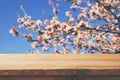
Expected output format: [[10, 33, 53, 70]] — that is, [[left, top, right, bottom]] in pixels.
[[96, 0, 120, 22]]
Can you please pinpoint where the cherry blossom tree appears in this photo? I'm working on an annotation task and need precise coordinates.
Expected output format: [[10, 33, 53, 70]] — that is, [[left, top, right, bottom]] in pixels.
[[10, 0, 120, 54]]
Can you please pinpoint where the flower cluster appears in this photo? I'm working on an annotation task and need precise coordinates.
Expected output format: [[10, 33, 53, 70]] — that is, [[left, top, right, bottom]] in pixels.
[[10, 0, 120, 54]]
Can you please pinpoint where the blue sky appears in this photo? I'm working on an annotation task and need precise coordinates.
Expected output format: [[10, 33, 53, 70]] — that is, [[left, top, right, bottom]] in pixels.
[[0, 0, 71, 53]]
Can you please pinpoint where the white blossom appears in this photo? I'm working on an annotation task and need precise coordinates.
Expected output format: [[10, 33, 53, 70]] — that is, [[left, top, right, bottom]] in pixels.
[[31, 42, 40, 48], [36, 20, 42, 26]]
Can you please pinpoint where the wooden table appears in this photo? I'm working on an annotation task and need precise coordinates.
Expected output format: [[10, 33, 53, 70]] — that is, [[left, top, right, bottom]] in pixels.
[[0, 54, 119, 80]]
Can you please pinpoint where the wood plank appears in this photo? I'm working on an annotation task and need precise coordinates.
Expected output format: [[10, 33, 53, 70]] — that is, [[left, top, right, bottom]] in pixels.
[[0, 54, 119, 80], [0, 54, 119, 70]]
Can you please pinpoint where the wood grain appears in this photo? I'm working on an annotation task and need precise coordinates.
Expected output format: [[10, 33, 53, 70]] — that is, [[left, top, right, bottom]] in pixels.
[[0, 54, 119, 80], [0, 54, 119, 70]]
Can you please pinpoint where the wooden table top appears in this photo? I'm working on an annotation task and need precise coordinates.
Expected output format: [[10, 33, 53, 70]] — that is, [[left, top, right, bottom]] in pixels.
[[0, 54, 119, 70]]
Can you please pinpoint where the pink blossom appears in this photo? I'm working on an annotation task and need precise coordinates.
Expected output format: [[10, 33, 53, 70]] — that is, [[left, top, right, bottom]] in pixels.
[[37, 35, 43, 42], [53, 8, 59, 14], [44, 19, 50, 25], [31, 42, 40, 48], [55, 48, 63, 54], [24, 15, 31, 20], [77, 20, 88, 28], [70, 4, 78, 9], [78, 14, 85, 20], [9, 27, 19, 36], [42, 46, 48, 51], [23, 34, 32, 41], [36, 20, 42, 27], [65, 11, 72, 17], [17, 18, 25, 23]]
